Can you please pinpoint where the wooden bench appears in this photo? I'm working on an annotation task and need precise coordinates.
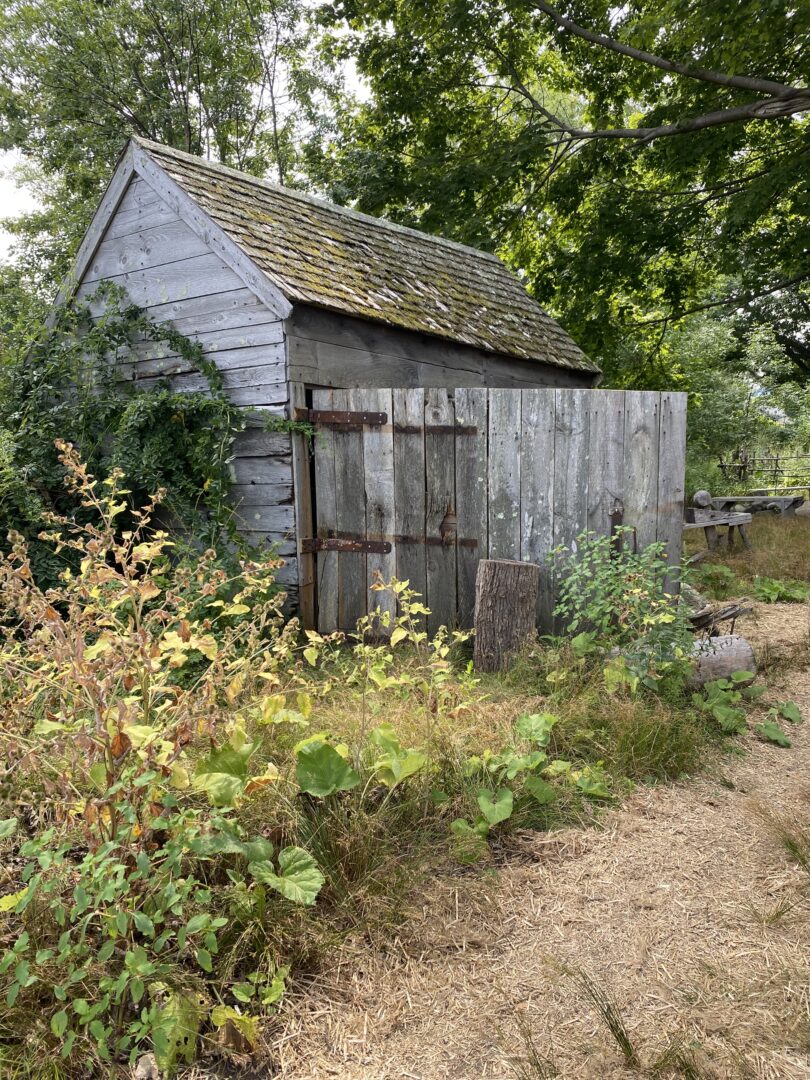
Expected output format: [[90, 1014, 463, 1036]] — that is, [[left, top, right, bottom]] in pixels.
[[684, 491, 752, 558]]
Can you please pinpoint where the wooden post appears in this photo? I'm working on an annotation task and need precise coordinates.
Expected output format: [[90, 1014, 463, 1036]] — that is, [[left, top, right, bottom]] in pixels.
[[473, 559, 540, 672]]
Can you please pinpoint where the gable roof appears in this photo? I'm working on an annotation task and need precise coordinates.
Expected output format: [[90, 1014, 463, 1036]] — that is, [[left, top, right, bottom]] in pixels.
[[70, 137, 598, 374]]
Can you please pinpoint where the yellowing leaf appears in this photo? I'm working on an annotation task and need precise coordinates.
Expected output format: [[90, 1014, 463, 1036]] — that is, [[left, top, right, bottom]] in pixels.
[[226, 672, 246, 703], [137, 579, 162, 602], [123, 724, 160, 749], [222, 603, 250, 616], [170, 763, 190, 790], [260, 695, 285, 723], [84, 633, 116, 660], [189, 634, 218, 661], [296, 692, 312, 719], [244, 763, 279, 794], [390, 627, 409, 647], [0, 888, 28, 913]]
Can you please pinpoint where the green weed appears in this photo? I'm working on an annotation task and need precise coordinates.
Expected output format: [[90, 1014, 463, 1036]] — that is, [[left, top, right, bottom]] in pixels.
[[576, 970, 639, 1067]]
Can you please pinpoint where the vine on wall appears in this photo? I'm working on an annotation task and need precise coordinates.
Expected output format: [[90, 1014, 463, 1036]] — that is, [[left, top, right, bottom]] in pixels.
[[0, 282, 245, 586]]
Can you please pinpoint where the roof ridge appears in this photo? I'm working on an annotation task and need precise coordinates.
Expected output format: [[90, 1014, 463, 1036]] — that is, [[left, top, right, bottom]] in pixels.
[[132, 137, 504, 266]]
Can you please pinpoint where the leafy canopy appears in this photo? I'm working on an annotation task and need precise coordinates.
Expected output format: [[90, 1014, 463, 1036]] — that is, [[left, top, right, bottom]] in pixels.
[[317, 0, 809, 379]]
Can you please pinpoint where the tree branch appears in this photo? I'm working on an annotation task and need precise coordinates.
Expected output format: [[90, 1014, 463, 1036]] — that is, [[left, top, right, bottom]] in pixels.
[[486, 39, 810, 149], [548, 93, 810, 144], [531, 0, 805, 99], [637, 273, 810, 326]]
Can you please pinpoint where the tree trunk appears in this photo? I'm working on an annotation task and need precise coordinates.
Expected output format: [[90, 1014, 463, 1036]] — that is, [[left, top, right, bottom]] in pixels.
[[473, 559, 540, 672], [689, 634, 757, 688]]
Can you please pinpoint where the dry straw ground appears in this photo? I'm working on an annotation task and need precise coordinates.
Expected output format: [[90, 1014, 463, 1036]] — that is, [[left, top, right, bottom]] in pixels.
[[264, 601, 810, 1080]]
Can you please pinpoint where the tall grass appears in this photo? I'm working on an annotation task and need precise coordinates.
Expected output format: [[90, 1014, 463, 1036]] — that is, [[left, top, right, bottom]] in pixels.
[[685, 514, 810, 585]]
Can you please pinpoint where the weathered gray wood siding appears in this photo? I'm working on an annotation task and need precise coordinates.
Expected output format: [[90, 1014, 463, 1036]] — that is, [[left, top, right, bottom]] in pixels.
[[308, 388, 687, 635], [74, 176, 297, 591], [286, 305, 598, 390]]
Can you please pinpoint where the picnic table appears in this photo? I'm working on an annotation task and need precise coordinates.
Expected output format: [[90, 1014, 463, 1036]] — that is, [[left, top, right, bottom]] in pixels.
[[711, 493, 805, 517]]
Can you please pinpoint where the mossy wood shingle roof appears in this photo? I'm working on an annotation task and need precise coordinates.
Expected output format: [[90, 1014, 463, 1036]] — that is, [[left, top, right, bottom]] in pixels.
[[135, 139, 597, 374]]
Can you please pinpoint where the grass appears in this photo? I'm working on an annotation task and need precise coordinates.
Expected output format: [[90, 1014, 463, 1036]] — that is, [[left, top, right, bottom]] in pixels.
[[505, 1016, 559, 1079], [3, 487, 797, 1079], [685, 513, 810, 594], [576, 970, 639, 1067]]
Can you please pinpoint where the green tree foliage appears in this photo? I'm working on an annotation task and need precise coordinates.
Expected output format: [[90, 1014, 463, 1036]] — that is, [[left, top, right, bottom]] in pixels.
[[317, 0, 809, 380], [0, 0, 342, 280]]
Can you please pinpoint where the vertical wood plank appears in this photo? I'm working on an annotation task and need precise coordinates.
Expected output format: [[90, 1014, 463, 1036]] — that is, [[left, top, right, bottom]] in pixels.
[[488, 389, 522, 560], [311, 388, 338, 634], [393, 388, 427, 619], [454, 387, 489, 627], [334, 388, 368, 632], [657, 391, 687, 592], [289, 382, 316, 629], [552, 389, 591, 632], [520, 389, 556, 632], [424, 388, 457, 634], [586, 389, 626, 538], [364, 387, 396, 629], [623, 390, 661, 551]]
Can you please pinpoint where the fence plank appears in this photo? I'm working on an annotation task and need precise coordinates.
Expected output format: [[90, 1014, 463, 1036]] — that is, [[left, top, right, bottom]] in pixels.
[[587, 389, 626, 538], [488, 389, 522, 559], [393, 389, 427, 620], [424, 388, 457, 633], [552, 389, 591, 632], [657, 391, 687, 591], [312, 388, 338, 634], [624, 390, 661, 550], [454, 387, 489, 626], [520, 389, 556, 631], [364, 388, 396, 629], [334, 388, 368, 632]]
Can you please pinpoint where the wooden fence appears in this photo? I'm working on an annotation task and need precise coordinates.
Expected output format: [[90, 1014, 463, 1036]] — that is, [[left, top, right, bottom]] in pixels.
[[300, 387, 687, 634]]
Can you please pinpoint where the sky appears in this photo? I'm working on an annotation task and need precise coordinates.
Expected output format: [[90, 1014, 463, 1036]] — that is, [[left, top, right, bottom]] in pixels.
[[0, 148, 40, 260]]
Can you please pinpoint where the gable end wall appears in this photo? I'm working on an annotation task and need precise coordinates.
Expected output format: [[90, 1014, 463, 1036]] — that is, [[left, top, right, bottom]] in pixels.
[[74, 175, 298, 594]]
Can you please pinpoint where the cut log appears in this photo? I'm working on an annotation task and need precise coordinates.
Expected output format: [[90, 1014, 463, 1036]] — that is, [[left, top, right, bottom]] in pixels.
[[689, 634, 757, 688], [473, 559, 540, 672]]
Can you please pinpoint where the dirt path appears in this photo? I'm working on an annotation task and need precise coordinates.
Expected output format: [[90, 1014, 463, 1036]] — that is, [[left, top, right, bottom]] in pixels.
[[277, 604, 810, 1080]]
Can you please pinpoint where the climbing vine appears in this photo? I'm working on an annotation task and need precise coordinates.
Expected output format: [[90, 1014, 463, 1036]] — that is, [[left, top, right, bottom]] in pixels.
[[0, 281, 244, 586]]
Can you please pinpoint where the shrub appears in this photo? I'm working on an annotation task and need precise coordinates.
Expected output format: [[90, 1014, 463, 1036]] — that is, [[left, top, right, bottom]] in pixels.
[[551, 529, 693, 686], [0, 282, 244, 588], [0, 446, 317, 1072]]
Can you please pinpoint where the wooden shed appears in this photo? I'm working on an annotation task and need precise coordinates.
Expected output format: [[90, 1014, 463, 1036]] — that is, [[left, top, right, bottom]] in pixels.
[[58, 140, 686, 635], [57, 139, 626, 622]]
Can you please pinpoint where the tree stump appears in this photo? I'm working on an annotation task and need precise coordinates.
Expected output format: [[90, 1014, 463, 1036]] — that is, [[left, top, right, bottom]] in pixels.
[[473, 559, 540, 672], [689, 634, 757, 688]]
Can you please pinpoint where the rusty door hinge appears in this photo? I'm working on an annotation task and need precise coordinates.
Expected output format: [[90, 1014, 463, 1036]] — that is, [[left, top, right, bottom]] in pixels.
[[294, 408, 387, 428], [300, 537, 392, 554], [394, 424, 478, 436]]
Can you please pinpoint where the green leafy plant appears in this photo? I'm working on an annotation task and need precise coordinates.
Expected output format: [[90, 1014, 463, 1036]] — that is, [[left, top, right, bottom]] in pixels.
[[755, 721, 792, 748], [770, 701, 802, 725], [552, 529, 693, 687], [0, 451, 323, 1072], [693, 563, 738, 600], [0, 282, 245, 588], [692, 673, 761, 735], [750, 576, 810, 603]]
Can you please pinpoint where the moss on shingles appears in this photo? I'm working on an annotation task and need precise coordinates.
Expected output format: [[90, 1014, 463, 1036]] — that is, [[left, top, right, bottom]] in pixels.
[[138, 138, 598, 375]]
